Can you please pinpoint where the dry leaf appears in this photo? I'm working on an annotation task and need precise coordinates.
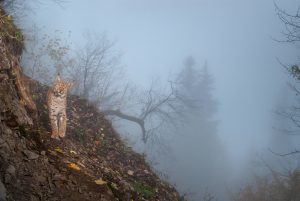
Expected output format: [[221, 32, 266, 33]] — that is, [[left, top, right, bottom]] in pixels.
[[48, 149, 57, 156], [77, 162, 86, 168], [111, 182, 118, 189], [70, 150, 77, 154], [55, 148, 64, 154], [127, 170, 134, 176], [68, 163, 81, 171], [95, 178, 107, 185]]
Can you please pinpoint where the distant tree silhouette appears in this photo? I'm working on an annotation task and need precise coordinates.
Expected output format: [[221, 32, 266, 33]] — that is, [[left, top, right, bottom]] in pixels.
[[167, 56, 228, 201]]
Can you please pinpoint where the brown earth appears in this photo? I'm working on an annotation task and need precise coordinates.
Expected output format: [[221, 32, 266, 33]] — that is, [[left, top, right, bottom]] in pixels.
[[0, 7, 182, 201]]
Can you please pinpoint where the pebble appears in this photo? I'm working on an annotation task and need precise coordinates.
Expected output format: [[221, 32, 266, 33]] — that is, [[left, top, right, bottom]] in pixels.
[[22, 150, 39, 160], [0, 179, 6, 201], [6, 165, 16, 176]]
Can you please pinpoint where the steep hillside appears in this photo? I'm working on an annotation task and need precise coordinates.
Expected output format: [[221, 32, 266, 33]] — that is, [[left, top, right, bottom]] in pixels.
[[0, 8, 182, 201]]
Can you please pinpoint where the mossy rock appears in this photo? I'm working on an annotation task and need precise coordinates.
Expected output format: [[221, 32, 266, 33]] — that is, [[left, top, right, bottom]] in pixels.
[[134, 182, 155, 198], [0, 8, 24, 56]]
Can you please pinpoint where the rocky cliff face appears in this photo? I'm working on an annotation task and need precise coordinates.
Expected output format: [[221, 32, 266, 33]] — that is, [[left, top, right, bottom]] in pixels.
[[0, 8, 182, 201], [0, 8, 37, 201]]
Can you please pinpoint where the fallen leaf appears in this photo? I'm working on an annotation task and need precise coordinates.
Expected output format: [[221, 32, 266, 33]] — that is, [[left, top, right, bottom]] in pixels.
[[47, 149, 57, 156], [55, 148, 64, 154], [95, 178, 107, 185], [70, 150, 77, 154], [127, 170, 134, 176], [68, 163, 81, 171], [110, 182, 118, 190], [77, 162, 86, 168]]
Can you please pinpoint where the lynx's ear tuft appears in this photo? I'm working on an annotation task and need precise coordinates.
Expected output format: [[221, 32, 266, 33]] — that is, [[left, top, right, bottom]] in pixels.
[[56, 72, 62, 81]]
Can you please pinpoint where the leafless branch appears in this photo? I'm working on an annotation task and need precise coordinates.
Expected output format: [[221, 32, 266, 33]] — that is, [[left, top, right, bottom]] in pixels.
[[269, 148, 300, 156], [102, 80, 188, 143], [274, 2, 300, 43]]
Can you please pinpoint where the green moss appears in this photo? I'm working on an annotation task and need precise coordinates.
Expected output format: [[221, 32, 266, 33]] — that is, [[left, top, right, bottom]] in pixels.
[[134, 182, 155, 198], [74, 128, 85, 142], [15, 30, 23, 41], [0, 8, 24, 56]]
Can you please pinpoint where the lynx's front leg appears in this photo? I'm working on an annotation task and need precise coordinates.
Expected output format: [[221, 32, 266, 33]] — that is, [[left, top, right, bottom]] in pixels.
[[58, 111, 67, 138], [49, 111, 59, 139]]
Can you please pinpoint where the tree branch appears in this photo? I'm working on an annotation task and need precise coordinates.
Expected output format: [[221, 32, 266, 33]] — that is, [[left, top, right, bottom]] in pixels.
[[102, 109, 147, 143]]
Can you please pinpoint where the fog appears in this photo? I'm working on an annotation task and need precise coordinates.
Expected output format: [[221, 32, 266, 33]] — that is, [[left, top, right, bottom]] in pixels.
[[9, 0, 300, 200]]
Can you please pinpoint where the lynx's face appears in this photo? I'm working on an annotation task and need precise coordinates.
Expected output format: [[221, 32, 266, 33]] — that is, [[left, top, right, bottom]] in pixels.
[[53, 77, 72, 98]]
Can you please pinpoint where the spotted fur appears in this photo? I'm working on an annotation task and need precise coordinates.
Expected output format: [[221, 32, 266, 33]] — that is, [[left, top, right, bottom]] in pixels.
[[47, 75, 72, 139]]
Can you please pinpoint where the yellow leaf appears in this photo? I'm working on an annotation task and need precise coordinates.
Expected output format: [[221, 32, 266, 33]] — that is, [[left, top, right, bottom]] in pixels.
[[111, 182, 118, 189], [55, 148, 64, 154], [68, 163, 81, 171], [70, 150, 77, 155], [95, 178, 107, 185]]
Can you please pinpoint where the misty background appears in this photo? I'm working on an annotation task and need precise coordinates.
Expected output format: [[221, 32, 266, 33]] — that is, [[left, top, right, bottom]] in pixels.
[[5, 0, 300, 200]]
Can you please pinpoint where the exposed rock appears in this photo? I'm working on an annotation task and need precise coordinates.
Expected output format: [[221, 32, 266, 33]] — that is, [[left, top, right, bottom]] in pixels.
[[22, 150, 39, 160], [0, 150, 8, 162], [4, 174, 11, 184], [6, 165, 16, 176], [0, 179, 6, 201], [35, 175, 47, 185]]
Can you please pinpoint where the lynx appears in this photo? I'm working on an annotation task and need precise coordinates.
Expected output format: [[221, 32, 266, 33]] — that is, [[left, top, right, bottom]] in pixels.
[[47, 74, 72, 139]]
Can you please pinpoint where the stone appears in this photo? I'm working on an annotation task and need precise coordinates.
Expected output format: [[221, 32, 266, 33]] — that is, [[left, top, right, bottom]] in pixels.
[[0, 179, 6, 201], [22, 150, 39, 160], [4, 174, 11, 184], [6, 165, 16, 176], [36, 175, 47, 185]]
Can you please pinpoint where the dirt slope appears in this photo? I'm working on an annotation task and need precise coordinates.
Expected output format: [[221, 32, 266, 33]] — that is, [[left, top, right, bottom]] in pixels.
[[0, 8, 182, 201]]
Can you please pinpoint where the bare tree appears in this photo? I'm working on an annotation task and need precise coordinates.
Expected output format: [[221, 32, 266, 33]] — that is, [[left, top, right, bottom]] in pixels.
[[275, 2, 300, 43], [273, 3, 300, 155], [66, 33, 123, 108], [232, 169, 300, 201], [103, 79, 187, 143], [21, 25, 73, 84]]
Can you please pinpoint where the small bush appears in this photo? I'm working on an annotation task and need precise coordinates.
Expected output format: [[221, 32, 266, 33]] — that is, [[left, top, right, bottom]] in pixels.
[[232, 169, 300, 201]]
